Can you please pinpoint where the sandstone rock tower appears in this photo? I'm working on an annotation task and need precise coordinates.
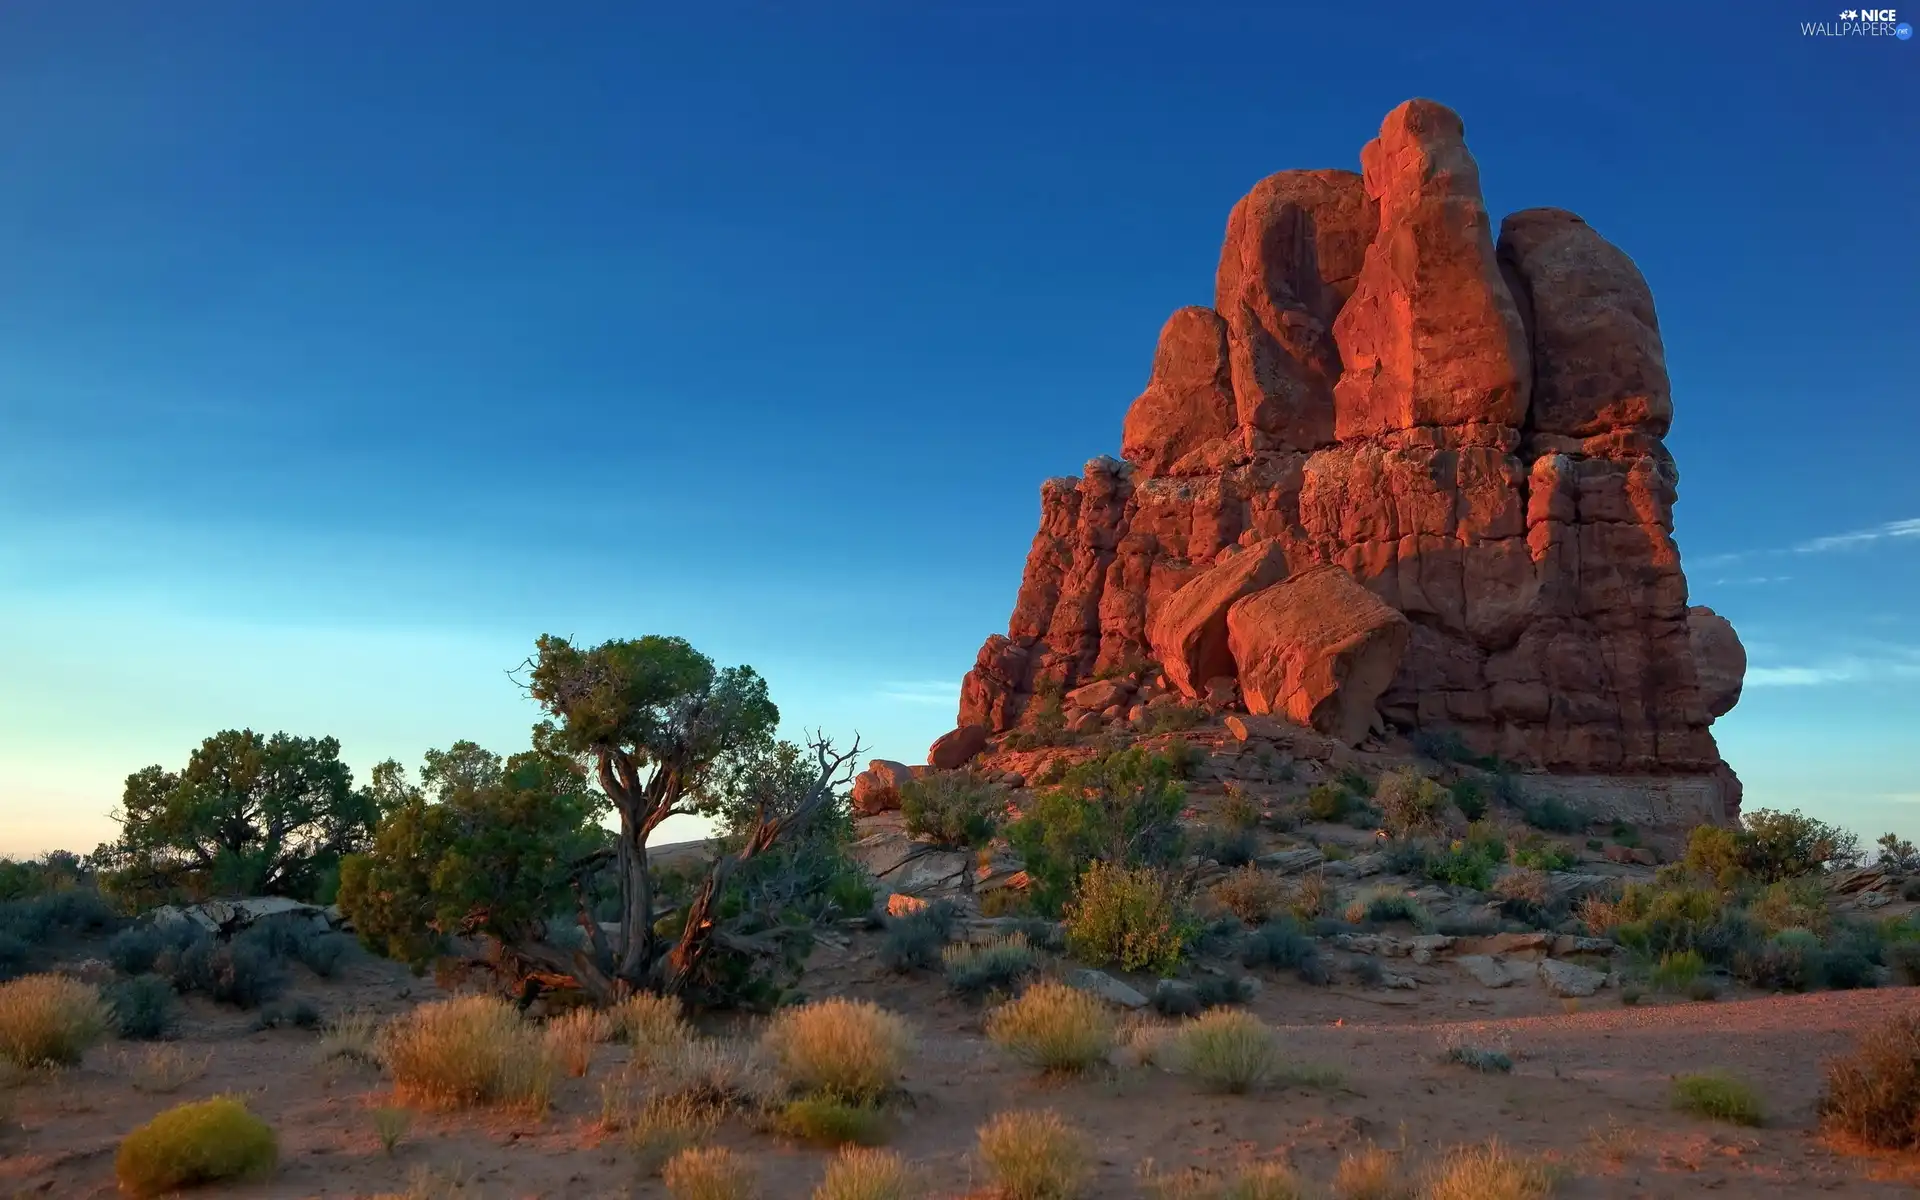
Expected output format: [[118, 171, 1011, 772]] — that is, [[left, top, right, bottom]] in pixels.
[[955, 99, 1746, 816]]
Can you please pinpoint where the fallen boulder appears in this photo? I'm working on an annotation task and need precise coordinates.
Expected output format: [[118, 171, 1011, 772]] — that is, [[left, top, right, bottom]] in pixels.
[[1226, 564, 1411, 745]]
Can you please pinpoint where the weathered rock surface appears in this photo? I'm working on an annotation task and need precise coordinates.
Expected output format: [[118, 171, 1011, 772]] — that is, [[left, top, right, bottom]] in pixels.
[[1687, 605, 1746, 719], [1538, 957, 1609, 998], [952, 96, 1742, 817], [150, 896, 343, 937], [928, 725, 989, 771], [852, 759, 916, 816], [1148, 539, 1292, 699], [1228, 564, 1411, 744]]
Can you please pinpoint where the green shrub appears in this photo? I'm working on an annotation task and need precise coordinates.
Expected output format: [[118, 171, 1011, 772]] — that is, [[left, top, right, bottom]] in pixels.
[[1168, 1009, 1279, 1094], [0, 974, 112, 1067], [1194, 825, 1259, 868], [774, 1095, 886, 1146], [1734, 928, 1826, 992], [1819, 1011, 1920, 1150], [1750, 879, 1829, 935], [1242, 919, 1318, 973], [1740, 808, 1860, 880], [985, 981, 1113, 1074], [1063, 862, 1193, 975], [1006, 748, 1187, 915], [1306, 783, 1352, 823], [1446, 1045, 1513, 1073], [107, 927, 168, 976], [1218, 786, 1263, 832], [296, 931, 353, 978], [879, 902, 955, 973], [899, 772, 1006, 849], [976, 1109, 1090, 1200], [1520, 795, 1587, 835], [108, 975, 176, 1041], [1672, 1072, 1764, 1126], [1648, 950, 1705, 993], [115, 1096, 278, 1198], [1343, 889, 1434, 933], [1427, 840, 1502, 891], [161, 936, 287, 1010], [1509, 838, 1577, 872], [1876, 833, 1920, 874], [1450, 779, 1489, 823], [1374, 769, 1444, 837], [943, 934, 1039, 996]]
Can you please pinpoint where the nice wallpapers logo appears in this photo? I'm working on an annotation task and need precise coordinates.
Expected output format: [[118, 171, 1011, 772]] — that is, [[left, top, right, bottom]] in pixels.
[[1802, 7, 1913, 36]]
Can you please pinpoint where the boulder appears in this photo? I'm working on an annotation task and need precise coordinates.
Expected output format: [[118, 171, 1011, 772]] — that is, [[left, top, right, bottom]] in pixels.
[[1226, 564, 1412, 745], [1065, 678, 1132, 713], [1065, 967, 1149, 1009], [1121, 307, 1238, 476], [149, 896, 336, 938], [852, 759, 916, 816], [928, 724, 989, 770], [1147, 538, 1292, 700], [1538, 957, 1608, 998], [1687, 605, 1746, 719], [1457, 954, 1525, 988]]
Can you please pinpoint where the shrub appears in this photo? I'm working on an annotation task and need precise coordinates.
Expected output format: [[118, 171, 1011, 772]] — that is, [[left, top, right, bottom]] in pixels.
[[1490, 869, 1549, 922], [1740, 808, 1860, 880], [1306, 783, 1352, 823], [1374, 769, 1444, 837], [1446, 1045, 1513, 1074], [1168, 1009, 1279, 1094], [0, 974, 112, 1068], [761, 998, 911, 1104], [1751, 878, 1830, 935], [1343, 889, 1434, 932], [1671, 1072, 1764, 1126], [1519, 795, 1586, 835], [662, 1146, 756, 1200], [774, 1095, 886, 1146], [612, 991, 691, 1054], [1218, 786, 1264, 832], [1734, 928, 1825, 992], [0, 931, 28, 983], [1683, 824, 1746, 889], [986, 980, 1113, 1073], [108, 974, 177, 1040], [1819, 1010, 1920, 1150], [1006, 747, 1187, 914], [1284, 872, 1331, 921], [880, 901, 955, 973], [1331, 1145, 1414, 1200], [976, 1109, 1090, 1200], [1877, 833, 1920, 874], [107, 926, 168, 976], [1063, 862, 1193, 975], [1382, 837, 1433, 876], [114, 1096, 278, 1198], [1648, 950, 1705, 993], [1887, 941, 1920, 986], [1211, 866, 1284, 926], [813, 1147, 914, 1200], [1424, 1141, 1554, 1200], [1194, 825, 1260, 868], [296, 931, 353, 978], [899, 772, 1006, 848], [943, 934, 1039, 996], [1450, 779, 1489, 823], [124, 1044, 211, 1094], [626, 1092, 723, 1175], [371, 1105, 409, 1154], [162, 937, 287, 1009], [1509, 837, 1576, 872], [1426, 844, 1497, 891], [1241, 919, 1322, 983], [545, 1007, 611, 1077], [317, 1009, 383, 1067], [253, 997, 321, 1031], [1144, 1162, 1308, 1200], [380, 995, 554, 1111]]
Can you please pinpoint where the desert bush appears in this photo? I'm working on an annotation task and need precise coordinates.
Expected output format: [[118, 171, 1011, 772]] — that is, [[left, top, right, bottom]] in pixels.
[[1750, 878, 1830, 935], [1741, 808, 1860, 879], [253, 997, 321, 1031], [1509, 838, 1577, 872], [662, 1145, 757, 1200], [162, 936, 287, 1009], [370, 1105, 409, 1154], [773, 1094, 886, 1146], [1167, 1009, 1279, 1094], [1194, 824, 1260, 868], [1449, 779, 1489, 823], [985, 980, 1114, 1073], [379, 994, 553, 1111], [107, 974, 176, 1040], [1305, 783, 1352, 823], [648, 1037, 780, 1112], [1426, 842, 1500, 891], [1648, 950, 1706, 993], [1283, 872, 1331, 921], [1818, 1010, 1920, 1150], [1218, 785, 1264, 832], [879, 900, 956, 973], [1876, 833, 1920, 873], [0, 931, 29, 983], [317, 1009, 384, 1067], [1007, 747, 1187, 915], [1446, 1044, 1513, 1073], [625, 1091, 723, 1175], [1063, 862, 1194, 975], [943, 933, 1039, 996], [1886, 940, 1920, 985], [761, 998, 911, 1104], [1603, 881, 1759, 967], [1733, 928, 1826, 992], [976, 1109, 1090, 1200], [1211, 865, 1284, 926], [545, 1007, 611, 1077], [812, 1146, 913, 1200], [1424, 1141, 1555, 1200], [1343, 889, 1434, 932], [1491, 868, 1549, 922], [1671, 1071, 1764, 1126], [107, 926, 167, 976], [123, 1044, 211, 1094], [1240, 919, 1323, 983], [1381, 836, 1433, 876], [1374, 769, 1444, 837], [899, 772, 1006, 848], [1518, 795, 1586, 835], [0, 973, 112, 1068], [1331, 1145, 1414, 1200], [296, 931, 353, 978], [114, 1096, 278, 1198], [1144, 1161, 1308, 1200], [1683, 824, 1746, 889], [611, 991, 691, 1055]]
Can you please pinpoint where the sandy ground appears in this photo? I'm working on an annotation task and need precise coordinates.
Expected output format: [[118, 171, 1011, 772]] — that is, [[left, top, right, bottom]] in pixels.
[[4, 929, 1920, 1200]]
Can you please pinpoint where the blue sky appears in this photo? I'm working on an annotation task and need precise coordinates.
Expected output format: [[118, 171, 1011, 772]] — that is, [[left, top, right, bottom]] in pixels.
[[1, 1, 1914, 856]]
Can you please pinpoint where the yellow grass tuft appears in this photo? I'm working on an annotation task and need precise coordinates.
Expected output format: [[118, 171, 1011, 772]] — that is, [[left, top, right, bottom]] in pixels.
[[976, 1108, 1091, 1199], [114, 1095, 278, 1198], [612, 991, 691, 1061], [812, 1146, 915, 1200], [985, 980, 1114, 1074], [1167, 1009, 1279, 1094], [122, 1045, 212, 1094], [1672, 1071, 1765, 1126], [1144, 1161, 1308, 1199], [628, 1091, 722, 1176], [545, 1006, 612, 1077], [379, 994, 554, 1112], [662, 1144, 757, 1200], [761, 998, 912, 1104], [1331, 1145, 1415, 1200], [0, 973, 112, 1068], [1424, 1140, 1556, 1200]]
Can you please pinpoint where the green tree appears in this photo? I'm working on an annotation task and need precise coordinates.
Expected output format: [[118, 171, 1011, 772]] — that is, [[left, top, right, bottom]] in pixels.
[[97, 730, 377, 904]]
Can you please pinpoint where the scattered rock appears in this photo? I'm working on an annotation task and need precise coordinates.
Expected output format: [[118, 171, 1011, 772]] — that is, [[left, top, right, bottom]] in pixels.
[[1538, 957, 1608, 998], [1065, 968, 1149, 1009], [1255, 846, 1326, 874], [1551, 935, 1619, 957], [1066, 679, 1133, 713], [150, 896, 339, 937], [1456, 954, 1525, 989]]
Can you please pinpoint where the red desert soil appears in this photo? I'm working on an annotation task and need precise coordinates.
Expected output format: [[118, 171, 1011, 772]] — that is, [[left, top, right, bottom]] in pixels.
[[4, 940, 1918, 1199]]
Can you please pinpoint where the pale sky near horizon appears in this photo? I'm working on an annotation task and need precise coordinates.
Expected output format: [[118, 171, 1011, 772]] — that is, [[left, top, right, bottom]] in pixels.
[[2, 2, 1914, 858]]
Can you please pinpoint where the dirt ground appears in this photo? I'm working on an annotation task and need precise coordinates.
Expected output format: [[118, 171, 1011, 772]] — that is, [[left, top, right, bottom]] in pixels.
[[4, 928, 1919, 1200]]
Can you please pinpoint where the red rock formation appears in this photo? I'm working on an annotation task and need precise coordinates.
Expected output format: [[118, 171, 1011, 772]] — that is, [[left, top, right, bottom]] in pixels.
[[1227, 564, 1411, 745], [955, 98, 1743, 806], [1147, 539, 1291, 699]]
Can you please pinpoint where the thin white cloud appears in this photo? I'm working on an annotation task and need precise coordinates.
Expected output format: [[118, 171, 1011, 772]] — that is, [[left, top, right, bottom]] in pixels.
[[1706, 575, 1792, 587], [1695, 515, 1920, 569], [876, 680, 959, 706], [1745, 647, 1920, 688]]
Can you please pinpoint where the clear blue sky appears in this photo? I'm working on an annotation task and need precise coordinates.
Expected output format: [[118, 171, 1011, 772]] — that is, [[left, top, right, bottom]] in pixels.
[[1, 1, 1914, 856]]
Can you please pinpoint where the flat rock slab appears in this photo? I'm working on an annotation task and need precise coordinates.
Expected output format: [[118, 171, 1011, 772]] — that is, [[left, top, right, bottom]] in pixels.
[[1065, 968, 1149, 1009], [1539, 957, 1609, 997]]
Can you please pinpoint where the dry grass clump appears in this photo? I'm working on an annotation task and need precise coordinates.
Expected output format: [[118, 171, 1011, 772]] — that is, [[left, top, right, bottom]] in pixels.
[[370, 1104, 410, 1154], [612, 991, 691, 1059], [772, 1094, 886, 1146], [123, 1045, 212, 1094], [762, 998, 911, 1104], [0, 973, 112, 1068], [1424, 1141, 1556, 1200], [114, 1095, 278, 1198], [812, 1146, 914, 1200], [1167, 1009, 1279, 1094], [1331, 1145, 1415, 1199], [545, 1006, 612, 1077], [653, 1036, 780, 1110], [1284, 872, 1332, 921], [1144, 1161, 1308, 1199], [628, 1091, 723, 1176], [1819, 1009, 1920, 1151], [379, 994, 553, 1112], [662, 1145, 757, 1200], [317, 1008, 384, 1067], [1211, 865, 1285, 925], [942, 932, 1039, 995], [1671, 1071, 1764, 1126], [976, 1109, 1091, 1200], [985, 980, 1115, 1074]]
